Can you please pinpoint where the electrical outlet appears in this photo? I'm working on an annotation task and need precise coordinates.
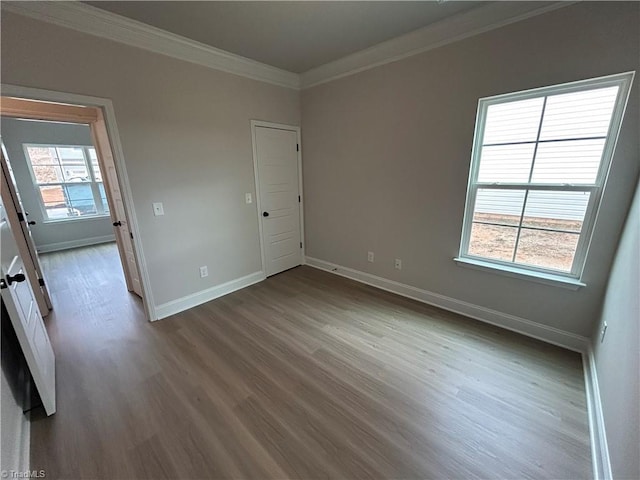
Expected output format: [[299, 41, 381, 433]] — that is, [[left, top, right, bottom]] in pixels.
[[199, 266, 208, 278], [367, 251, 374, 263], [600, 321, 608, 342], [394, 258, 402, 270], [152, 202, 164, 216]]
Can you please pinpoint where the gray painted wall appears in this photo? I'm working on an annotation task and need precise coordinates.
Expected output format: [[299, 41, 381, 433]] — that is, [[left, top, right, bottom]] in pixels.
[[1, 117, 115, 251], [1, 11, 300, 307], [301, 2, 640, 337], [592, 180, 639, 480]]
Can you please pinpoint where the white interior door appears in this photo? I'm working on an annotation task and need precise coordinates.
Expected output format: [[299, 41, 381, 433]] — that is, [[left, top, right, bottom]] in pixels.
[[1, 197, 56, 415], [90, 114, 142, 297], [105, 161, 142, 297], [254, 126, 302, 276], [1, 151, 52, 314]]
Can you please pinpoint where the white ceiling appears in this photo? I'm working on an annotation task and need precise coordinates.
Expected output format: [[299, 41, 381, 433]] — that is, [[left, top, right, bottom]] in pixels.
[[86, 1, 485, 73]]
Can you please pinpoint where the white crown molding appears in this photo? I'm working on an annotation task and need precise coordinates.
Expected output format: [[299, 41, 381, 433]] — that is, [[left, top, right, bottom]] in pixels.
[[300, 1, 574, 89], [1, 1, 301, 90], [3, 1, 574, 91]]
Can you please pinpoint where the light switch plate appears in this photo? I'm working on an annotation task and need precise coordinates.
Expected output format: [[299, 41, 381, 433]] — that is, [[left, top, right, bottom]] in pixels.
[[245, 193, 252, 204], [152, 202, 164, 216]]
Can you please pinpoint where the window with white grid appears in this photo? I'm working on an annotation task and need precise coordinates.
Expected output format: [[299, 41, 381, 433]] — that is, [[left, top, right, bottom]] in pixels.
[[24, 145, 109, 221], [458, 72, 634, 281]]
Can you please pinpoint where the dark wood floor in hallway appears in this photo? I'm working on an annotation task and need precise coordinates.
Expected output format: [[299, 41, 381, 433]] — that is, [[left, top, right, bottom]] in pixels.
[[32, 243, 592, 479]]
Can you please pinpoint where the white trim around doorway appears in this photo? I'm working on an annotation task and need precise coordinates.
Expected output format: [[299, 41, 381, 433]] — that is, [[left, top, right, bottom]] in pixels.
[[1, 83, 156, 321]]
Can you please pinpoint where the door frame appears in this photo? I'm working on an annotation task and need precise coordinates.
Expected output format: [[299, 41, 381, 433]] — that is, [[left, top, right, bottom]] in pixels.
[[1, 84, 156, 322], [250, 120, 305, 276]]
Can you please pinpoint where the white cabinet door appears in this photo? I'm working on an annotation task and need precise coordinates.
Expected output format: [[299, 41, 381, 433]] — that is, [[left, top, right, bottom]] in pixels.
[[0, 198, 56, 415], [255, 126, 302, 276]]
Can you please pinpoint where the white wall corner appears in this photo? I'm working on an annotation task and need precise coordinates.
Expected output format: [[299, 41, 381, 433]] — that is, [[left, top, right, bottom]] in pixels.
[[1, 1, 300, 90], [304, 256, 589, 353], [583, 346, 613, 480], [154, 271, 266, 320]]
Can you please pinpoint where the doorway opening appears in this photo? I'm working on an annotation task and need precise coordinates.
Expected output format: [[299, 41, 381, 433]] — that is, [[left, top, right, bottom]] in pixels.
[[0, 90, 152, 323]]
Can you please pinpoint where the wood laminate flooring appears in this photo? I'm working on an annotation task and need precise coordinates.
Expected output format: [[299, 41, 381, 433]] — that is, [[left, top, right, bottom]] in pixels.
[[32, 243, 592, 479]]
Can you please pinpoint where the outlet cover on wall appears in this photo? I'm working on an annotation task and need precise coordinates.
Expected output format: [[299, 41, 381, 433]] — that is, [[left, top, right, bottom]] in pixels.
[[600, 321, 608, 342], [199, 266, 208, 278], [367, 251, 374, 262], [245, 193, 252, 204], [394, 259, 402, 270], [152, 202, 164, 216]]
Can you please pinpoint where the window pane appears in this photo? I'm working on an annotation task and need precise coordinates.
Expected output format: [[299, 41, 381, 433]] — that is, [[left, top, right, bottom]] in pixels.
[[539, 86, 618, 140], [26, 147, 57, 165], [61, 164, 90, 182], [39, 185, 72, 219], [57, 147, 89, 182], [515, 229, 580, 272], [483, 98, 544, 145], [56, 147, 84, 160], [39, 185, 65, 206], [468, 223, 518, 262], [33, 165, 63, 184], [91, 158, 103, 182], [522, 191, 589, 232], [477, 144, 535, 183], [98, 183, 110, 213], [473, 189, 525, 226], [531, 139, 605, 184], [65, 184, 97, 215]]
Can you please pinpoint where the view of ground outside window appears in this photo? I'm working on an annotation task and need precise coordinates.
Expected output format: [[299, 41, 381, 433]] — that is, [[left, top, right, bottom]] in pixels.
[[469, 213, 583, 272], [468, 188, 588, 271]]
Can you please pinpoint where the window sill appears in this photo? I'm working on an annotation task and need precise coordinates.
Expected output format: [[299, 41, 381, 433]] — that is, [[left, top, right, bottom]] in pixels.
[[453, 257, 586, 290], [42, 215, 110, 225]]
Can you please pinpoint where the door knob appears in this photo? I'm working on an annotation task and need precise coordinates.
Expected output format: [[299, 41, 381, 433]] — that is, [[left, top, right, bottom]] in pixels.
[[27, 220, 36, 226], [263, 212, 269, 217], [113, 221, 122, 227], [6, 273, 26, 285]]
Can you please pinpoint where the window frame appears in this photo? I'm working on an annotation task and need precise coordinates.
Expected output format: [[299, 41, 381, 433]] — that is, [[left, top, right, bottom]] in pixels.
[[456, 71, 635, 285], [23, 143, 110, 223]]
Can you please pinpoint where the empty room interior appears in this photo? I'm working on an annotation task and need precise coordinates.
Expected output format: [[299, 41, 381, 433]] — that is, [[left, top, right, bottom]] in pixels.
[[0, 1, 638, 479]]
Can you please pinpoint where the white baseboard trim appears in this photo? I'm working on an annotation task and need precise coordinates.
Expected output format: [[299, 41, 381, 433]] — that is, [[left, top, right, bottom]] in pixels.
[[155, 271, 266, 320], [36, 235, 116, 253], [583, 346, 612, 480], [305, 256, 588, 353]]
